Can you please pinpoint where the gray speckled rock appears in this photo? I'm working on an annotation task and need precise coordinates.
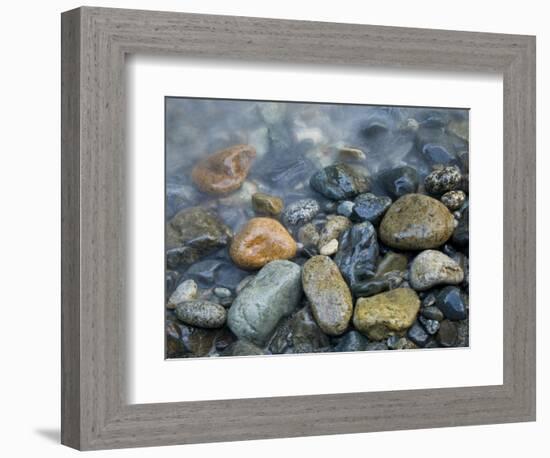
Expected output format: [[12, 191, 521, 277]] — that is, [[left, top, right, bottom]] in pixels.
[[351, 193, 392, 224], [424, 165, 462, 195], [227, 260, 302, 345], [310, 163, 370, 200], [317, 215, 352, 248], [175, 300, 227, 328], [409, 250, 464, 291], [379, 194, 454, 250], [302, 255, 353, 336], [281, 198, 320, 227], [440, 190, 466, 211], [167, 279, 198, 309]]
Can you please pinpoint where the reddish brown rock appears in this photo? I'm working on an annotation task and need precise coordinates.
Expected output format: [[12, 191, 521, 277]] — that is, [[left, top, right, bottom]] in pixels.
[[191, 144, 256, 195], [229, 218, 297, 270]]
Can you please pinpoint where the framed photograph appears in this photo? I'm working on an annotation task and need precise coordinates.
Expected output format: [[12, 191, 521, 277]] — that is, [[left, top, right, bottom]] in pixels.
[[61, 6, 536, 450]]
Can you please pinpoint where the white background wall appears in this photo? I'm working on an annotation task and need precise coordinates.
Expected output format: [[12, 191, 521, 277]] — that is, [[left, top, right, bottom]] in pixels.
[[0, 0, 546, 456]]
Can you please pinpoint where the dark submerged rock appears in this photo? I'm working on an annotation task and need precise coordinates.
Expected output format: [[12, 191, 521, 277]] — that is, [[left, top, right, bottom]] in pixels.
[[452, 206, 469, 247], [435, 286, 468, 320], [407, 321, 431, 347], [333, 331, 369, 352], [351, 193, 392, 224], [379, 166, 419, 199], [437, 320, 458, 347], [310, 163, 370, 200]]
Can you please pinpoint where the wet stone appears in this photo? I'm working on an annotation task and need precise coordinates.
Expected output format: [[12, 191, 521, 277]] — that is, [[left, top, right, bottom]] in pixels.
[[379, 166, 419, 199], [317, 215, 352, 248], [440, 190, 466, 211], [333, 331, 369, 352], [334, 221, 379, 293], [175, 300, 227, 329], [365, 341, 389, 351], [387, 336, 417, 350], [424, 165, 462, 195], [421, 305, 445, 322], [407, 321, 430, 347], [456, 320, 470, 347], [184, 259, 248, 290], [379, 194, 455, 250], [339, 146, 367, 162], [297, 223, 320, 250], [167, 279, 198, 309], [281, 198, 320, 227], [302, 256, 353, 336], [409, 250, 464, 291], [221, 340, 265, 357], [191, 144, 256, 195], [251, 192, 284, 216], [452, 206, 469, 247], [213, 287, 232, 299], [437, 320, 458, 347], [419, 315, 440, 335], [351, 193, 392, 224], [336, 200, 355, 218], [319, 239, 339, 256], [310, 163, 370, 200], [435, 286, 468, 320]]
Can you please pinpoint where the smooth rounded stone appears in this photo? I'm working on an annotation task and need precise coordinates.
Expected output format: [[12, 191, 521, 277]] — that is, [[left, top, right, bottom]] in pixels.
[[353, 271, 405, 298], [421, 293, 437, 308], [424, 165, 462, 195], [379, 194, 455, 250], [437, 320, 458, 347], [281, 198, 320, 227], [229, 218, 297, 270], [227, 260, 302, 345], [387, 335, 417, 350], [221, 340, 265, 357], [435, 286, 468, 320], [251, 192, 284, 216], [441, 190, 466, 211], [338, 146, 367, 162], [333, 330, 369, 352], [297, 223, 320, 250], [317, 215, 352, 248], [351, 193, 392, 224], [334, 222, 379, 292], [375, 252, 408, 277], [166, 207, 232, 268], [409, 250, 464, 291], [191, 144, 256, 195], [336, 200, 355, 217], [167, 279, 198, 309], [407, 321, 431, 347], [365, 341, 389, 351], [319, 239, 339, 256], [353, 288, 421, 341], [175, 300, 227, 329], [213, 287, 232, 299], [452, 206, 469, 247], [378, 166, 419, 199], [419, 315, 440, 335], [421, 305, 445, 322], [310, 163, 370, 200], [302, 256, 353, 336], [416, 127, 460, 165]]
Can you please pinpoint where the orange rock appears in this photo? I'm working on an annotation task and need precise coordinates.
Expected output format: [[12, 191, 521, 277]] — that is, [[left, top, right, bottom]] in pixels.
[[230, 218, 297, 270], [191, 144, 256, 195]]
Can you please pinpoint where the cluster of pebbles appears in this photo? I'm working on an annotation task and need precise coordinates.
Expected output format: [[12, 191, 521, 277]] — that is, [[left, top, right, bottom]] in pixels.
[[166, 108, 469, 358]]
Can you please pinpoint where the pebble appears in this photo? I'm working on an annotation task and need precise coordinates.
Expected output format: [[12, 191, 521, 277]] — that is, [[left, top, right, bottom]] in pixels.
[[191, 144, 256, 195], [338, 146, 367, 162], [440, 190, 466, 211], [424, 165, 462, 195], [229, 217, 297, 270], [387, 336, 417, 350], [419, 315, 440, 335], [333, 330, 369, 352], [353, 288, 421, 341], [379, 166, 419, 199], [435, 286, 468, 320], [317, 215, 352, 248], [310, 163, 370, 200], [379, 194, 455, 250], [251, 192, 284, 216], [302, 255, 353, 336], [166, 207, 232, 268], [421, 293, 437, 308], [334, 221, 379, 292], [375, 252, 408, 276], [175, 300, 227, 328], [421, 305, 445, 321], [213, 287, 232, 299], [407, 321, 431, 347], [281, 198, 320, 227], [227, 260, 302, 345], [351, 193, 392, 224], [319, 239, 339, 256], [336, 200, 355, 217], [409, 250, 464, 291], [365, 342, 389, 351], [297, 223, 320, 250], [221, 340, 265, 357], [437, 320, 458, 347], [352, 271, 405, 297], [167, 279, 198, 309]]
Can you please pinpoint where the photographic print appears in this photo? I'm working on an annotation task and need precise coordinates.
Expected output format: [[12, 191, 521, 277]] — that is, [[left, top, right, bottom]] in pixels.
[[165, 98, 469, 358]]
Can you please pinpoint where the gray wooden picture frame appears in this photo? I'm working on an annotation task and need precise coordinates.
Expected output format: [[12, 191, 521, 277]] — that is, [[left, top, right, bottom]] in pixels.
[[61, 6, 536, 451]]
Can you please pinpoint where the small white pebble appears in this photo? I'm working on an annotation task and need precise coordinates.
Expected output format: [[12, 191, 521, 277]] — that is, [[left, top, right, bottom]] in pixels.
[[320, 239, 339, 256]]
